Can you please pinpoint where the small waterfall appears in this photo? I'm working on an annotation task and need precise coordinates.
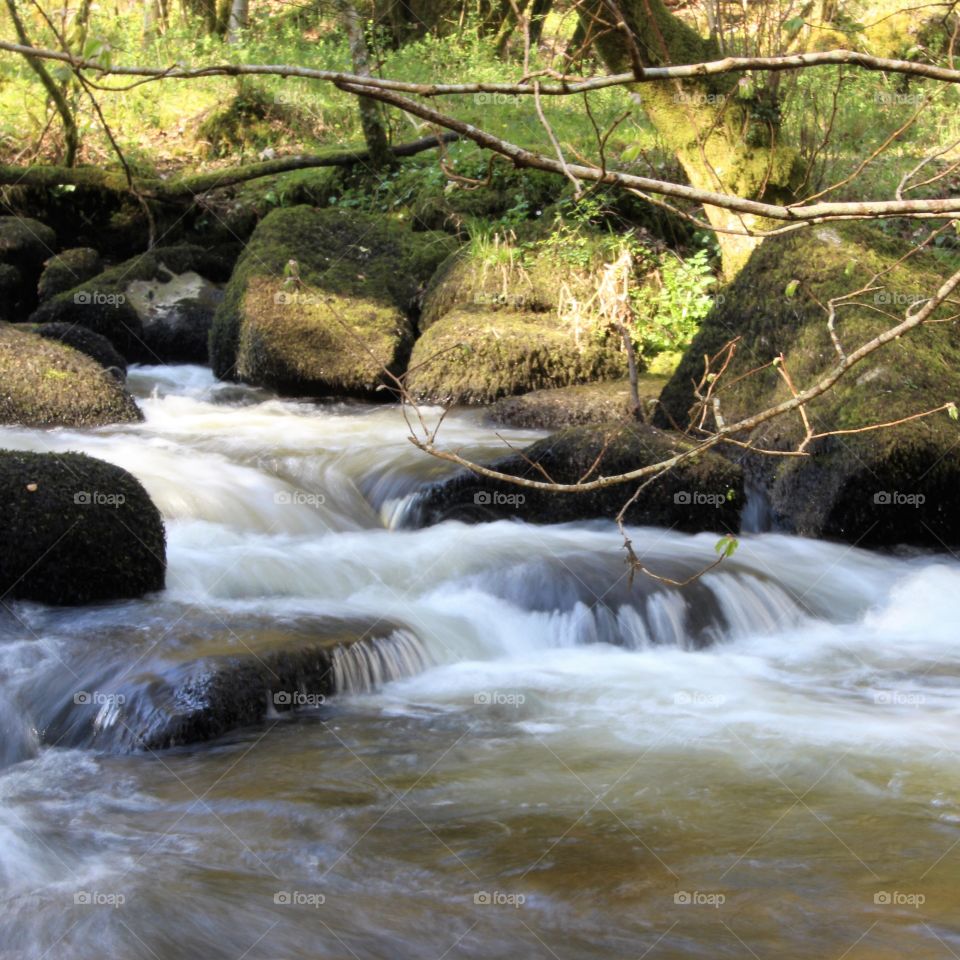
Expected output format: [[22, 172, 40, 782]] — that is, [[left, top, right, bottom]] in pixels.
[[332, 629, 431, 694]]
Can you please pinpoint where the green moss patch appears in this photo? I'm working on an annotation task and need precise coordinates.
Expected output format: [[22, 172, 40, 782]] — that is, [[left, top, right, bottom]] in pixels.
[[656, 223, 960, 546], [0, 324, 140, 427], [210, 205, 457, 397]]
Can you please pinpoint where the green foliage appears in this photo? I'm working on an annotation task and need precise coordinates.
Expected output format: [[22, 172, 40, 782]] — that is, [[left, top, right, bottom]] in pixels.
[[630, 248, 719, 357]]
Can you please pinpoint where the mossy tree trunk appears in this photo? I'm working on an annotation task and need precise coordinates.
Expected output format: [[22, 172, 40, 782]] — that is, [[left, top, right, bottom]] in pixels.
[[578, 0, 803, 276], [337, 0, 393, 170], [4, 0, 78, 166], [225, 0, 248, 42]]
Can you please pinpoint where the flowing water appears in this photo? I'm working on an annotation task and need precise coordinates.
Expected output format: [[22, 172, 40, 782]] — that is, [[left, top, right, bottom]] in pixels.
[[2, 365, 960, 959]]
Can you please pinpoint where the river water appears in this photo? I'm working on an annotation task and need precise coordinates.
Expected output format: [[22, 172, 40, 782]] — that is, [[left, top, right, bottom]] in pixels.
[[1, 365, 959, 959]]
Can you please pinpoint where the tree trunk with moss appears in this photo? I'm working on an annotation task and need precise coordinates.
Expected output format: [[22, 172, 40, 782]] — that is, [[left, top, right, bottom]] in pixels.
[[579, 0, 802, 276], [337, 0, 393, 170]]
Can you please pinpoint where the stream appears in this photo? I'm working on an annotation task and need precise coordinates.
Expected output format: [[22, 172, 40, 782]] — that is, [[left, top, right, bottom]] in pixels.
[[2, 364, 960, 959]]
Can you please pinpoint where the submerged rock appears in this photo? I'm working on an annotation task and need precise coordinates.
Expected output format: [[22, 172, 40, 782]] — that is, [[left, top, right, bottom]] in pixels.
[[27, 617, 426, 751], [0, 324, 139, 427], [408, 421, 742, 531], [0, 450, 166, 605], [210, 205, 457, 397], [656, 223, 960, 548]]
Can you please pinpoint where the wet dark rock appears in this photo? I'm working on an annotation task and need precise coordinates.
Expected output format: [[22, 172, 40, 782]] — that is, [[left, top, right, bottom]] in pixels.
[[407, 421, 742, 532], [0, 450, 166, 605]]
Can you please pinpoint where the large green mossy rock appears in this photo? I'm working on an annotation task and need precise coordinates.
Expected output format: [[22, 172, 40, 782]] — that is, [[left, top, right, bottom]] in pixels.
[[0, 450, 166, 605], [0, 324, 140, 427], [209, 205, 457, 397], [655, 223, 960, 547], [30, 244, 235, 361], [405, 232, 630, 404], [408, 421, 742, 531], [37, 247, 103, 302]]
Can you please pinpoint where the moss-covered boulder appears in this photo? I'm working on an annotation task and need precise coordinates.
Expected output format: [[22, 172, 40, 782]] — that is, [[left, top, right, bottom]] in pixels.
[[30, 244, 236, 361], [20, 322, 127, 378], [210, 205, 458, 397], [0, 324, 140, 427], [655, 223, 960, 547], [0, 450, 165, 605], [0, 216, 57, 314], [405, 228, 633, 404], [488, 377, 665, 429], [37, 247, 103, 302], [407, 421, 742, 531]]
